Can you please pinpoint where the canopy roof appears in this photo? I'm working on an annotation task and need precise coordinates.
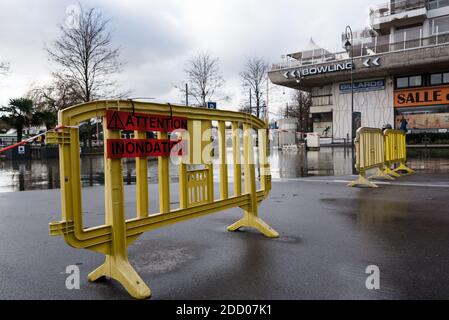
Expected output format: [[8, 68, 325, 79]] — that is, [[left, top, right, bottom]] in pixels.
[[287, 38, 332, 61]]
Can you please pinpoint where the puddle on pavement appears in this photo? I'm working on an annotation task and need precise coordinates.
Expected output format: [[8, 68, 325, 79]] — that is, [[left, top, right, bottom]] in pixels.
[[130, 243, 195, 275]]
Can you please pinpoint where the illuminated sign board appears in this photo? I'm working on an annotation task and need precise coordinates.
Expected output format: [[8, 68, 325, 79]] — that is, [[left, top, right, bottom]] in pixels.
[[340, 79, 385, 93], [106, 139, 185, 159], [106, 110, 188, 132], [395, 86, 449, 108]]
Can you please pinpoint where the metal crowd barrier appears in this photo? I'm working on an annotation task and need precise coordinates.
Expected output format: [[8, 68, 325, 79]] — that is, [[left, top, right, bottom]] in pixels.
[[46, 100, 278, 299]]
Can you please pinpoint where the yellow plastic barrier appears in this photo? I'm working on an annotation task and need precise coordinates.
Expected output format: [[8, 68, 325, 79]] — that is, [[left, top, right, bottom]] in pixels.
[[383, 129, 414, 177], [46, 100, 278, 299], [348, 127, 393, 188]]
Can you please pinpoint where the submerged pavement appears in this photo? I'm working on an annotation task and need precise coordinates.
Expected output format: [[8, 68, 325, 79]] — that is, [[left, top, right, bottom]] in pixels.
[[1, 173, 449, 300]]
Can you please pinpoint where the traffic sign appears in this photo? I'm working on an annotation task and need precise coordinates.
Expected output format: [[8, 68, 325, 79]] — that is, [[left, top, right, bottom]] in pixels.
[[106, 110, 187, 132], [207, 102, 217, 110], [107, 139, 185, 159]]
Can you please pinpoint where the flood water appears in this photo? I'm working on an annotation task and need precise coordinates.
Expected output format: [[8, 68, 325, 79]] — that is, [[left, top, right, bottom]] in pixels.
[[0, 147, 448, 193]]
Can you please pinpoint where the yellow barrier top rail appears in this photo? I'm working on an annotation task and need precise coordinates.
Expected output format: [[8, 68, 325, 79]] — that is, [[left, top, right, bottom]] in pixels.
[[59, 100, 268, 129]]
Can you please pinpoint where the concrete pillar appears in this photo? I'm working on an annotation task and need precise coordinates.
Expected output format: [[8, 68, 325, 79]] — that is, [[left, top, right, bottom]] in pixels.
[[390, 26, 396, 49], [422, 19, 431, 38]]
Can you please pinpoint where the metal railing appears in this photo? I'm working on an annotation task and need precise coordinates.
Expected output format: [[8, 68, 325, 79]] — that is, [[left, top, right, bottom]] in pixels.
[[272, 51, 348, 70], [271, 32, 449, 71], [370, 0, 427, 20], [428, 0, 449, 10]]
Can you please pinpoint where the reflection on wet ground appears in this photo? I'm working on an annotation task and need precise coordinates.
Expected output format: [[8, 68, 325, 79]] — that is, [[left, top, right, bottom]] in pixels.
[[0, 147, 448, 192]]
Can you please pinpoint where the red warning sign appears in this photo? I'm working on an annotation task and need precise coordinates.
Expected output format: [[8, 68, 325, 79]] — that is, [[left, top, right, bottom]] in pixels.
[[106, 110, 188, 132], [107, 139, 185, 159]]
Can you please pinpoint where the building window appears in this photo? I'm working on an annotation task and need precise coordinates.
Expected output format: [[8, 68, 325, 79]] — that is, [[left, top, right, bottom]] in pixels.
[[431, 15, 449, 34], [430, 72, 449, 85], [409, 76, 422, 87], [396, 75, 423, 89], [396, 77, 409, 88], [444, 72, 449, 83], [431, 73, 443, 85], [394, 25, 422, 43], [429, 0, 449, 11]]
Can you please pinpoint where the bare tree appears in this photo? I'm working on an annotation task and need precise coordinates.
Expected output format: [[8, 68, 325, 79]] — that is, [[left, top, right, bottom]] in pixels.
[[280, 91, 312, 133], [240, 57, 269, 118], [179, 53, 227, 107], [47, 4, 125, 148], [26, 79, 85, 130], [28, 78, 83, 112], [238, 103, 252, 114], [47, 4, 124, 103]]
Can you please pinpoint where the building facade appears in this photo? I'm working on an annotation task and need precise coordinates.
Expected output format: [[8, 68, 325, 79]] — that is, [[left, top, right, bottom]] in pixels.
[[269, 0, 449, 142]]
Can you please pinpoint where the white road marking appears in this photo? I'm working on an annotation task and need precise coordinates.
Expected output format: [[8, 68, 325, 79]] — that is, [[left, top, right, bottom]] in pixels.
[[274, 178, 449, 188]]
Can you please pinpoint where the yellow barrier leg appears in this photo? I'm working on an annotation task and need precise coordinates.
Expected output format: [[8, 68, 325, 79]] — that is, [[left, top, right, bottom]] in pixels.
[[347, 171, 379, 188], [88, 122, 151, 300], [394, 161, 415, 175], [228, 207, 279, 238], [88, 255, 151, 299], [228, 125, 279, 238], [383, 164, 401, 178], [370, 167, 395, 181]]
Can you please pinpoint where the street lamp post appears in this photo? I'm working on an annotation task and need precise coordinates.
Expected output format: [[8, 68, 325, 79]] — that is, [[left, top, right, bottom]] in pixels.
[[344, 25, 354, 147], [296, 78, 304, 140]]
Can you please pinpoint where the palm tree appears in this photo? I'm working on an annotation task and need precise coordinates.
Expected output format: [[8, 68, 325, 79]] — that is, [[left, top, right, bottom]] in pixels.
[[0, 98, 34, 142], [32, 110, 57, 131]]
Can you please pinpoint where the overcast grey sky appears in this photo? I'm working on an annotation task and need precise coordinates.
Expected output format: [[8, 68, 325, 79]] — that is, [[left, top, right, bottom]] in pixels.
[[0, 0, 383, 114]]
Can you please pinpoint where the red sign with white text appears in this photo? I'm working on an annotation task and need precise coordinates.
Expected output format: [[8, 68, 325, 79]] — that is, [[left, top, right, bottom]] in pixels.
[[106, 110, 188, 132], [107, 139, 185, 159]]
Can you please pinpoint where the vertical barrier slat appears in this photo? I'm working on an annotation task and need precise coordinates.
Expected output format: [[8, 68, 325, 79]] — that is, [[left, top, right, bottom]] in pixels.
[[70, 125, 83, 234], [179, 120, 192, 210], [194, 172, 199, 203], [201, 171, 206, 203], [158, 131, 170, 213], [103, 122, 127, 257], [258, 128, 268, 192], [243, 124, 258, 214], [135, 131, 149, 218], [218, 121, 228, 199], [188, 173, 192, 204], [232, 122, 242, 196], [179, 163, 188, 209], [59, 130, 72, 224], [202, 121, 214, 203]]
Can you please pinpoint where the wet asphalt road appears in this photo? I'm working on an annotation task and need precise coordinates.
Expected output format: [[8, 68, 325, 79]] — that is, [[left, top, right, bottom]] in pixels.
[[1, 173, 449, 300]]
